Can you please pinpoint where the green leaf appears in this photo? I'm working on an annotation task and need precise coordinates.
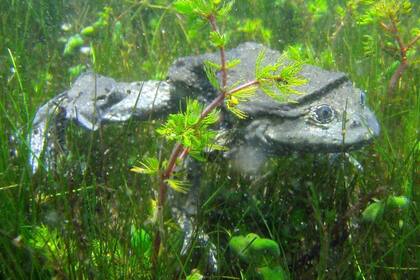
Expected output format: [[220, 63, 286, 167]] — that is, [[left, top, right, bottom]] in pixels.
[[217, 0, 234, 17], [362, 35, 375, 56], [205, 143, 228, 152], [68, 64, 86, 79], [255, 50, 267, 79], [173, 0, 195, 16], [205, 60, 222, 70], [257, 266, 287, 280], [225, 80, 257, 119], [226, 58, 241, 69], [165, 179, 190, 193], [63, 34, 84, 55], [209, 31, 227, 48], [26, 225, 65, 260], [260, 84, 278, 99], [229, 233, 280, 265], [387, 196, 410, 209], [232, 85, 258, 99], [384, 60, 401, 78], [130, 225, 152, 257], [226, 96, 247, 119], [173, 0, 215, 19], [80, 26, 95, 36], [362, 201, 385, 222], [255, 51, 307, 101], [357, 0, 412, 26], [204, 60, 220, 90], [307, 0, 328, 21], [130, 157, 159, 175], [202, 109, 220, 125], [156, 99, 220, 160], [186, 269, 204, 280]]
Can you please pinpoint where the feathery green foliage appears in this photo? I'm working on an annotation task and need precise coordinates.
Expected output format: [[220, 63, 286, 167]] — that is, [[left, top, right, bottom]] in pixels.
[[130, 157, 160, 175], [203, 60, 221, 90], [156, 99, 221, 161], [354, 0, 419, 93], [256, 51, 307, 101], [225, 84, 258, 119], [357, 0, 413, 25], [165, 178, 190, 193], [173, 0, 234, 20]]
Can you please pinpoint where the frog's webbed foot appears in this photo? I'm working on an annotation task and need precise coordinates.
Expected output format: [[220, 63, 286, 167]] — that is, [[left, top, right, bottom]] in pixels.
[[30, 93, 69, 173]]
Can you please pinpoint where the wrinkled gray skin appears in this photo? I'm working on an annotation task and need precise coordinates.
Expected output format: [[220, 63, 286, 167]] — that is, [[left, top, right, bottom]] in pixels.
[[30, 76, 172, 172], [168, 42, 379, 172], [29, 42, 380, 272]]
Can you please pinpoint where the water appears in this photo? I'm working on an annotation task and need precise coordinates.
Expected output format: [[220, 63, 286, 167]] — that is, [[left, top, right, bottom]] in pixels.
[[0, 1, 418, 279]]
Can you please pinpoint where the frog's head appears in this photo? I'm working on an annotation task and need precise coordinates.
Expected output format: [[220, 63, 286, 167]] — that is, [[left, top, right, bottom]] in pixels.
[[169, 42, 380, 173], [240, 70, 380, 154], [221, 43, 380, 154]]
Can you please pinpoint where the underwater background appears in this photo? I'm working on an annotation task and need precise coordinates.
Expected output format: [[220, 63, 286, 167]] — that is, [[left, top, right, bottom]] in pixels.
[[0, 0, 419, 279]]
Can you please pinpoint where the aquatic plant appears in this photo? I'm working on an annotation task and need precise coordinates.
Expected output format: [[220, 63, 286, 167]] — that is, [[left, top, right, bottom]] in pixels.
[[1, 0, 418, 278], [229, 233, 287, 279], [130, 0, 306, 274], [357, 0, 419, 94]]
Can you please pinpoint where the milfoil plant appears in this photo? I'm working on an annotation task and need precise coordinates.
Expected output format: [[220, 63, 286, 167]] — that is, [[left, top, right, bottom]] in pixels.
[[357, 0, 419, 94], [130, 0, 307, 270]]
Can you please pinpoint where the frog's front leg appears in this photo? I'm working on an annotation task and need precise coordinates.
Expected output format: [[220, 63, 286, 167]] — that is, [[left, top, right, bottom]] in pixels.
[[168, 157, 218, 273]]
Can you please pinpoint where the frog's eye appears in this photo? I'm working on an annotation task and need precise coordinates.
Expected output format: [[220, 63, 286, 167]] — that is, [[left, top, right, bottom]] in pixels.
[[311, 104, 335, 124]]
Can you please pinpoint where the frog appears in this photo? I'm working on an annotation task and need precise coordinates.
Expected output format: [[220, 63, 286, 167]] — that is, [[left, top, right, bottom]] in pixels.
[[29, 42, 380, 271]]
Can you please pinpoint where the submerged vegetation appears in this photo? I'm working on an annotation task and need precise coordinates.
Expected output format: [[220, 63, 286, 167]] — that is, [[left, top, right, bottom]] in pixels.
[[0, 0, 418, 279]]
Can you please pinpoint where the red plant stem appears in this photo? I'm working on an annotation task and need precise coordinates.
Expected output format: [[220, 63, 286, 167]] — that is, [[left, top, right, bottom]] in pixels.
[[383, 16, 420, 94], [151, 143, 183, 272], [163, 143, 184, 178], [152, 11, 231, 270], [228, 80, 260, 95], [177, 12, 234, 165], [152, 8, 265, 270], [159, 76, 261, 193], [178, 80, 261, 157], [158, 83, 263, 194], [379, 22, 392, 33], [388, 16, 406, 62], [200, 79, 259, 119], [388, 60, 408, 94]]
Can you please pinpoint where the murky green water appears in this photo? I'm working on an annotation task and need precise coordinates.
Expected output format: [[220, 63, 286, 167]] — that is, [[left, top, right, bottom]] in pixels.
[[0, 1, 418, 279]]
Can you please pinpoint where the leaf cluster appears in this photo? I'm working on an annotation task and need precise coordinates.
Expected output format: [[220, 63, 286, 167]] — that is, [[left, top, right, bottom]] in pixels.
[[355, 0, 419, 59], [362, 195, 410, 223], [357, 0, 412, 25], [209, 30, 228, 48], [130, 154, 191, 193], [203, 59, 240, 91], [156, 99, 221, 161], [229, 233, 286, 279], [225, 83, 258, 119], [255, 51, 307, 102], [307, 0, 328, 21], [173, 0, 234, 20], [63, 6, 112, 56], [130, 157, 160, 175]]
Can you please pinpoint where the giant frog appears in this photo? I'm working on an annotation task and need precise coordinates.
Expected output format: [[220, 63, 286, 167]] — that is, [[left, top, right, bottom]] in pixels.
[[29, 42, 380, 270], [30, 42, 379, 172]]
